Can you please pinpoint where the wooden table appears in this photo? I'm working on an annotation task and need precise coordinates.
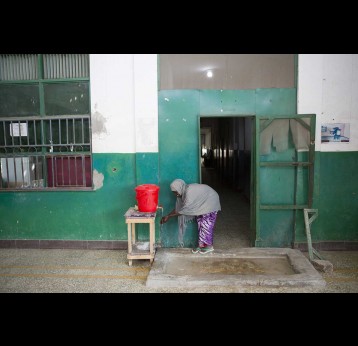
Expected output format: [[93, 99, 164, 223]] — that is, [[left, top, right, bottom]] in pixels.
[[124, 207, 156, 266]]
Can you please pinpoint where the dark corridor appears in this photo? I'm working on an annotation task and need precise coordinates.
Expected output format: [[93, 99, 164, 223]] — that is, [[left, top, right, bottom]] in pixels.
[[200, 117, 253, 249]]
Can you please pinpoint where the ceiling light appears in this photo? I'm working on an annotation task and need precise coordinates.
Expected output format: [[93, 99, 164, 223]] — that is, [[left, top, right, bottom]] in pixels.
[[206, 70, 213, 78]]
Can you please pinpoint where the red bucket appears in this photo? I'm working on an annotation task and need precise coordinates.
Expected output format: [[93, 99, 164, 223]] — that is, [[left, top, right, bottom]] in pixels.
[[135, 184, 160, 212]]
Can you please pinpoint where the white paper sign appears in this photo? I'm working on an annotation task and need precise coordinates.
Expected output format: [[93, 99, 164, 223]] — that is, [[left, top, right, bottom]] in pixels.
[[10, 123, 28, 137]]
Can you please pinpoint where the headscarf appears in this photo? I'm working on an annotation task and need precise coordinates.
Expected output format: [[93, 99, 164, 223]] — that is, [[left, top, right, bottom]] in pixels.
[[170, 179, 221, 246]]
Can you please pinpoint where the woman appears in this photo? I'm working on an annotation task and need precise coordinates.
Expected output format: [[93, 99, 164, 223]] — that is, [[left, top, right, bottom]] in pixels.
[[160, 179, 221, 254]]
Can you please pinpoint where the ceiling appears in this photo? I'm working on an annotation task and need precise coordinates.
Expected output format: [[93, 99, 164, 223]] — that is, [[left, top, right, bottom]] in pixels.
[[159, 54, 295, 90]]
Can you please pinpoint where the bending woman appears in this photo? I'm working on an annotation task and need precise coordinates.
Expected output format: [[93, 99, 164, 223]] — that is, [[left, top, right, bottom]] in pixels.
[[160, 179, 221, 254]]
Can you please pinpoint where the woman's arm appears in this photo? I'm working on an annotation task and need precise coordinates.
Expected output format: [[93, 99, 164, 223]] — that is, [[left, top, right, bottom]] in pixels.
[[160, 209, 180, 224]]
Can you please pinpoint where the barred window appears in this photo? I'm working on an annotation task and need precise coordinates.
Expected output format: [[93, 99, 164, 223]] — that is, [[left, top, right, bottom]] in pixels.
[[0, 54, 92, 190]]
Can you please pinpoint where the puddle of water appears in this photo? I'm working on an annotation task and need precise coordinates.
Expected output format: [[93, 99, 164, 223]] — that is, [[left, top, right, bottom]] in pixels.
[[165, 256, 296, 276]]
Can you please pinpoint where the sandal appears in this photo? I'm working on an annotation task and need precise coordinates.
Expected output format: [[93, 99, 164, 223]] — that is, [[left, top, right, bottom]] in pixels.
[[191, 247, 201, 254]]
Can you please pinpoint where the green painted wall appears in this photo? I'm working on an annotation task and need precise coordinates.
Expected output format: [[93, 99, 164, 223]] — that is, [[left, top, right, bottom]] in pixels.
[[295, 151, 358, 243], [0, 153, 161, 242]]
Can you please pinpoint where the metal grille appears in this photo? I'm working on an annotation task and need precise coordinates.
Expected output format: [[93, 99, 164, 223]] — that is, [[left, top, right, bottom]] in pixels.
[[0, 115, 92, 189], [43, 54, 90, 79], [0, 54, 38, 81]]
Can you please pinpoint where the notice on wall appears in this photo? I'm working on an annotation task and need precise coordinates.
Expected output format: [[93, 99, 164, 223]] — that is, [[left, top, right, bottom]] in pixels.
[[321, 123, 350, 143], [10, 123, 28, 137]]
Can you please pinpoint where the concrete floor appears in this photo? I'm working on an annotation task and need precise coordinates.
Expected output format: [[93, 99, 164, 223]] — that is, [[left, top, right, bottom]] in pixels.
[[0, 248, 357, 293], [0, 167, 357, 293]]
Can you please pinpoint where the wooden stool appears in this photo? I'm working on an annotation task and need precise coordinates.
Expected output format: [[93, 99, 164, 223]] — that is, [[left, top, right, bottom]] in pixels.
[[124, 207, 156, 266]]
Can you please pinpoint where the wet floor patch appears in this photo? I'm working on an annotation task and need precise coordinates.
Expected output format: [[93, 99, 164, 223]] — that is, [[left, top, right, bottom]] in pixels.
[[146, 247, 326, 288], [165, 256, 296, 276]]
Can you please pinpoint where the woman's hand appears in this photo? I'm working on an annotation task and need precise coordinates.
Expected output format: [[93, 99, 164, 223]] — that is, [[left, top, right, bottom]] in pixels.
[[160, 216, 170, 224]]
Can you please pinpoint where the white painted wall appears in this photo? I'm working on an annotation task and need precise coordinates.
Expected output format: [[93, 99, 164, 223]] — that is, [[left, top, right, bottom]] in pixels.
[[298, 54, 358, 152], [90, 54, 158, 153]]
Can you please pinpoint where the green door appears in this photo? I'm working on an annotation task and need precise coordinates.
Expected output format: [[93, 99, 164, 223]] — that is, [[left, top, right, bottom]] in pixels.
[[254, 114, 316, 247]]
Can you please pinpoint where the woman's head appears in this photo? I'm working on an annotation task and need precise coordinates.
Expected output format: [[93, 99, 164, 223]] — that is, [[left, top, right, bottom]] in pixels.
[[170, 179, 186, 197]]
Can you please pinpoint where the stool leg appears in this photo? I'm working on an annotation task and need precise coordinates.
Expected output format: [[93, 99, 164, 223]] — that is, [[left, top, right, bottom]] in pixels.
[[131, 223, 136, 245], [127, 222, 132, 266], [150, 220, 155, 263]]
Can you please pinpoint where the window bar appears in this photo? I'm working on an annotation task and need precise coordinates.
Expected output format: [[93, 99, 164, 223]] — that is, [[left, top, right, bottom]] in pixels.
[[50, 54, 54, 79], [33, 120, 37, 146], [85, 54, 89, 77], [73, 54, 77, 78], [40, 118, 45, 151], [20, 157, 25, 187], [3, 55, 7, 80], [81, 118, 85, 144], [21, 54, 26, 80], [5, 157, 10, 188], [79, 55, 83, 78], [27, 54, 31, 80], [29, 54, 33, 80], [66, 118, 69, 145], [6, 55, 11, 80], [7, 55, 12, 80], [59, 54, 63, 79], [68, 54, 71, 78], [72, 118, 75, 147], [18, 55, 23, 80], [59, 54, 67, 78], [82, 156, 86, 187], [15, 54, 19, 80], [12, 155, 17, 188], [75, 54, 79, 78], [13, 55, 17, 80], [0, 55, 3, 80], [64, 54, 67, 78], [28, 54, 32, 80], [65, 54, 68, 78], [0, 56, 3, 80], [49, 119, 53, 151], [78, 54, 82, 77], [81, 54, 86, 77], [32, 54, 37, 80], [72, 54, 76, 78], [43, 55, 47, 79], [18, 54, 22, 80], [58, 119, 61, 147], [61, 156, 64, 186], [53, 54, 60, 78], [50, 156, 54, 187], [26, 120, 29, 146], [51, 156, 55, 187], [55, 54, 59, 79], [2, 120, 6, 147], [74, 155, 78, 185], [35, 156, 39, 182], [67, 155, 70, 186], [56, 54, 59, 79], [2, 55, 6, 79], [10, 121, 15, 147], [24, 54, 29, 80], [18, 120, 22, 147], [47, 55, 51, 79]]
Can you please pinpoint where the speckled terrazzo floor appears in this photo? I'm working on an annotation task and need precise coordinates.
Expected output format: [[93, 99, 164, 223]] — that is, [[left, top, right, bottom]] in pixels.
[[0, 248, 357, 292], [0, 168, 356, 293]]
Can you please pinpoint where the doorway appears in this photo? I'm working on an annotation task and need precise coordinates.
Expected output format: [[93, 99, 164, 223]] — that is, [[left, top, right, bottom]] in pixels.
[[200, 116, 254, 249]]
